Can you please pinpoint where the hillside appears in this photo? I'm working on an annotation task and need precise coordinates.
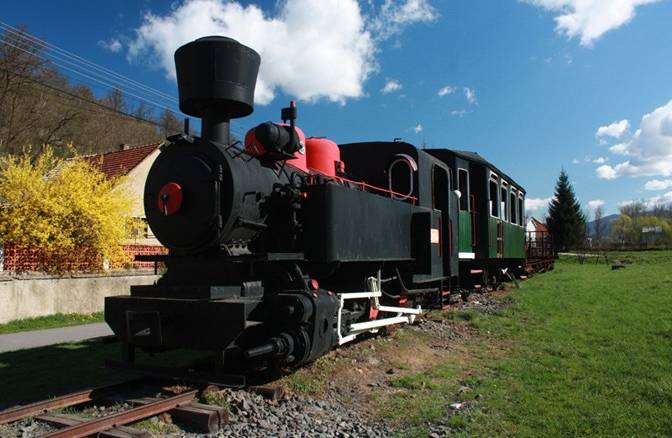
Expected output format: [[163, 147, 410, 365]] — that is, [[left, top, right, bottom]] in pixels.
[[586, 213, 619, 238]]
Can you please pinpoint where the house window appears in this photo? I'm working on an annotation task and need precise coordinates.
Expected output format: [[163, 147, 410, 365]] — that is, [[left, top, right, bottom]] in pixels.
[[458, 168, 469, 211], [510, 190, 518, 225], [500, 182, 508, 222], [489, 177, 499, 217]]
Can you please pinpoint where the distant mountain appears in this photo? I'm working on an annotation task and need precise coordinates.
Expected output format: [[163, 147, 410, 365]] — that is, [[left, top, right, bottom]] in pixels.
[[586, 214, 620, 238]]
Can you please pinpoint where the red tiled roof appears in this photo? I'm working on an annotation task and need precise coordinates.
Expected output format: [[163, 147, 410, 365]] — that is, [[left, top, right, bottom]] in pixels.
[[82, 143, 160, 179], [530, 217, 549, 233]]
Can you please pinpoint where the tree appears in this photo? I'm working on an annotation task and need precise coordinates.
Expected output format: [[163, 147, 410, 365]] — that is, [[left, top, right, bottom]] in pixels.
[[610, 214, 634, 246], [593, 205, 604, 247], [0, 147, 141, 272], [105, 88, 126, 112], [159, 110, 182, 138], [1, 26, 163, 158], [620, 201, 646, 222], [546, 170, 586, 252]]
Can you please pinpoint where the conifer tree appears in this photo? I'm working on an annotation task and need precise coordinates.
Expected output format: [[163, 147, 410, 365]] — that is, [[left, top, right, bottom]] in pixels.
[[546, 170, 586, 252]]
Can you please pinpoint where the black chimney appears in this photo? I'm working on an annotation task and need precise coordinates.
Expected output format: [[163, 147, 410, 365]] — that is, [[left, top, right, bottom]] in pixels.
[[174, 36, 260, 144]]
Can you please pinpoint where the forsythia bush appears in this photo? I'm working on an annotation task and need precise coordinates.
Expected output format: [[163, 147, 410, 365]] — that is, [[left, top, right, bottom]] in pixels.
[[0, 146, 141, 273]]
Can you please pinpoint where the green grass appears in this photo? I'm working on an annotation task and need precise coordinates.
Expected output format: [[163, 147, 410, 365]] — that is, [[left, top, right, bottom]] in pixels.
[[385, 251, 672, 437], [0, 312, 104, 335]]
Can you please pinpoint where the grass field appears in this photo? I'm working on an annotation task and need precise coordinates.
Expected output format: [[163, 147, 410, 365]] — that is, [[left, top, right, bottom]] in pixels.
[[386, 251, 672, 436], [0, 312, 103, 335]]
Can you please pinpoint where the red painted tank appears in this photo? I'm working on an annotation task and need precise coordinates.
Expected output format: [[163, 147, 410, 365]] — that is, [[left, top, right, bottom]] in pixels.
[[244, 124, 308, 172], [306, 137, 341, 177]]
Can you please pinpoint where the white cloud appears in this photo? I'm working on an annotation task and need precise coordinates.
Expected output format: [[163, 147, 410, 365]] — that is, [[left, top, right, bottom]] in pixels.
[[125, 0, 435, 105], [609, 143, 629, 155], [98, 38, 122, 53], [596, 119, 630, 139], [596, 164, 617, 179], [620, 191, 672, 208], [368, 0, 438, 41], [413, 123, 423, 133], [464, 87, 477, 105], [644, 179, 672, 191], [592, 156, 608, 164], [450, 109, 470, 117], [596, 100, 672, 179], [526, 197, 552, 211], [381, 79, 402, 94], [572, 158, 580, 164], [525, 0, 660, 47], [437, 85, 455, 97], [587, 199, 605, 210]]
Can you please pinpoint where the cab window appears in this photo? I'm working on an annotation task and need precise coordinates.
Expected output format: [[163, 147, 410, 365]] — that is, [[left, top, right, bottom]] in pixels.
[[388, 156, 415, 199]]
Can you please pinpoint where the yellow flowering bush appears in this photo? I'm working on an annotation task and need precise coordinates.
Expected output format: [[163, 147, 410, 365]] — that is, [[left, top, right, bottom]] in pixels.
[[0, 147, 141, 273]]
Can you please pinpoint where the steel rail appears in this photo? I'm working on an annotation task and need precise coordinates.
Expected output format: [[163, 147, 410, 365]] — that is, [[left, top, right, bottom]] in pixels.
[[0, 379, 143, 425], [39, 390, 197, 438]]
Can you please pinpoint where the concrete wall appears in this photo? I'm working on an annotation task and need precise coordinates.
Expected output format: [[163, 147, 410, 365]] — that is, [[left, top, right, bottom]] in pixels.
[[0, 271, 160, 324]]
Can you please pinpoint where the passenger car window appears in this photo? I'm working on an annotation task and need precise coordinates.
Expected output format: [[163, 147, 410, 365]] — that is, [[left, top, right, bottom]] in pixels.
[[500, 184, 508, 221], [458, 169, 468, 211], [489, 178, 499, 217]]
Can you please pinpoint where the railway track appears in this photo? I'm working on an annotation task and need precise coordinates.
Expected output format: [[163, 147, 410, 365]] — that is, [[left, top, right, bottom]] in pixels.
[[0, 378, 282, 437]]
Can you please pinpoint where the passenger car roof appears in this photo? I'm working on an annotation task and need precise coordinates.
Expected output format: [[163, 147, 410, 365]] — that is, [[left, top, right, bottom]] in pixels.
[[451, 150, 526, 194]]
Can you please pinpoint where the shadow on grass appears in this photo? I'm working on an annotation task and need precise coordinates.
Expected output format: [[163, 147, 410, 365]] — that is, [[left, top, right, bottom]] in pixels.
[[0, 338, 128, 409], [0, 338, 214, 410]]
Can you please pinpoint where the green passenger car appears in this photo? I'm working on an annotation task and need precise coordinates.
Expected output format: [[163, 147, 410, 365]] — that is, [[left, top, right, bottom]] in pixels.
[[428, 149, 527, 288]]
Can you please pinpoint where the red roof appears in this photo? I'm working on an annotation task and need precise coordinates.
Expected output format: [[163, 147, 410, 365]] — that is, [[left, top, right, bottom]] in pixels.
[[82, 143, 160, 179], [529, 217, 549, 233]]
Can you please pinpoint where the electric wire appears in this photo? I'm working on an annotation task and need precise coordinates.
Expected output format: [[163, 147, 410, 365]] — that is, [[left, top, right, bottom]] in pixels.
[[0, 21, 177, 104], [0, 66, 166, 129], [0, 22, 251, 138]]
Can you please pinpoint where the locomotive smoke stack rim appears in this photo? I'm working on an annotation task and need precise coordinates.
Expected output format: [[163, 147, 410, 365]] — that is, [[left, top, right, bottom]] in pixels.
[[174, 36, 261, 144]]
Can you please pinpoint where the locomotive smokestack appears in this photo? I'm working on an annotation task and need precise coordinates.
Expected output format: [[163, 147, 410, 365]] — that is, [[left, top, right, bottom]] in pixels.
[[174, 36, 260, 144]]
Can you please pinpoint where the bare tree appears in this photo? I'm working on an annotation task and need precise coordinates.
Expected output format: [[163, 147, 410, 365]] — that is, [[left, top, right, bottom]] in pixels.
[[1, 26, 163, 157], [159, 110, 182, 138], [620, 201, 646, 222], [593, 205, 604, 247]]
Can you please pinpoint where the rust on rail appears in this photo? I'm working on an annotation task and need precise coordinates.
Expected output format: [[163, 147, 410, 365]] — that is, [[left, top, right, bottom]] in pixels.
[[40, 389, 197, 438]]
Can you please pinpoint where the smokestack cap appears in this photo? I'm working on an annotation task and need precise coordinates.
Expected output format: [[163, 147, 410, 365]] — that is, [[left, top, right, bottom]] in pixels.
[[175, 36, 260, 119]]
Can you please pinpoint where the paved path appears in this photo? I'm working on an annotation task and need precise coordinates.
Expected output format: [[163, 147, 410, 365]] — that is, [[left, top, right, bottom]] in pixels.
[[0, 323, 113, 353]]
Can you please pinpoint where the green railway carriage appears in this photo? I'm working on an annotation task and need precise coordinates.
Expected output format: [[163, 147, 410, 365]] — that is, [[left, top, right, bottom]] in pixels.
[[424, 150, 476, 260], [428, 149, 527, 287]]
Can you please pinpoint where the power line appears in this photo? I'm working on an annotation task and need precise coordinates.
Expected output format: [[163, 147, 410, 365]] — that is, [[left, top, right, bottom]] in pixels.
[[0, 24, 252, 138], [0, 37, 183, 118], [0, 21, 178, 104], [0, 23, 253, 135], [0, 29, 251, 137], [0, 66, 167, 129]]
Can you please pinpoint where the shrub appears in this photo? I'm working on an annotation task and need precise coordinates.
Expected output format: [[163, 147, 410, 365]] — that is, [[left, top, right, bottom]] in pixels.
[[0, 146, 141, 273]]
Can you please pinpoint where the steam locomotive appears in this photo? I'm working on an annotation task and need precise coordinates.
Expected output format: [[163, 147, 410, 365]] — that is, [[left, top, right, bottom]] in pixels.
[[105, 36, 534, 374]]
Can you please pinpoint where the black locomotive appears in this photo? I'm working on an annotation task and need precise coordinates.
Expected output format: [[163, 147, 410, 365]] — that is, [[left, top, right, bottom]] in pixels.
[[105, 36, 544, 375]]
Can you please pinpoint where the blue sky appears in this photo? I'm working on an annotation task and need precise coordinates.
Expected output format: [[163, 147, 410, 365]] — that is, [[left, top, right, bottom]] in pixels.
[[4, 0, 672, 217]]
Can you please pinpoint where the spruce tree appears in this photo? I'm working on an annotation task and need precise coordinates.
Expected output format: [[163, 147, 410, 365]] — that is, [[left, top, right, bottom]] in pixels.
[[546, 170, 586, 252]]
